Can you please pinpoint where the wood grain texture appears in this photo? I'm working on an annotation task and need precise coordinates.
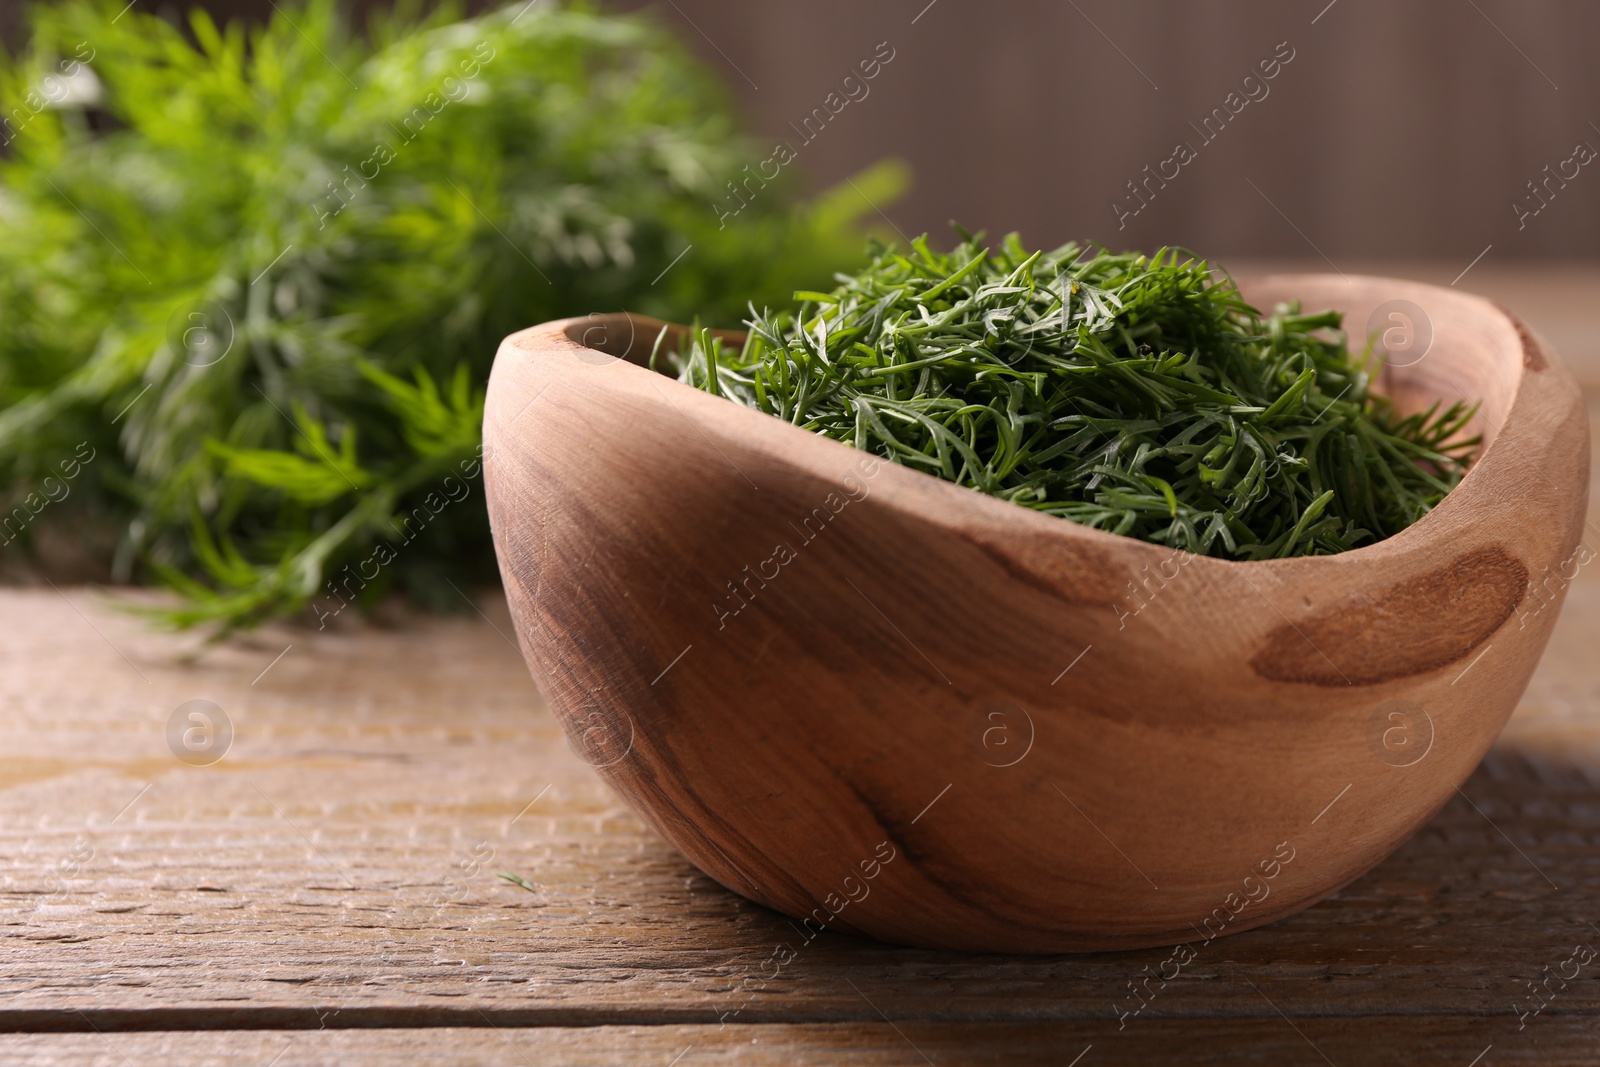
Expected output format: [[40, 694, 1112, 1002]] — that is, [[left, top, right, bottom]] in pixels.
[[1, 553, 1599, 1059], [482, 275, 1590, 952], [3, 543, 1600, 1062], [2, 1018, 1598, 1067]]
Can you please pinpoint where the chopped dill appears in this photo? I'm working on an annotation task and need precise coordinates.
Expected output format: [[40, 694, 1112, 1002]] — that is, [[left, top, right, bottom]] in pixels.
[[664, 230, 1477, 559], [496, 872, 537, 894]]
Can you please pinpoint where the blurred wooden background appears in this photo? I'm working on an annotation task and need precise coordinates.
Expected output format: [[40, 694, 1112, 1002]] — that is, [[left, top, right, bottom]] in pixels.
[[2, 0, 1597, 259]]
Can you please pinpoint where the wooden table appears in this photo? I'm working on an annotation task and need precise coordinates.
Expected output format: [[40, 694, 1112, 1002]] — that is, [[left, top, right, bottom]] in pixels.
[[4, 265, 1599, 1064]]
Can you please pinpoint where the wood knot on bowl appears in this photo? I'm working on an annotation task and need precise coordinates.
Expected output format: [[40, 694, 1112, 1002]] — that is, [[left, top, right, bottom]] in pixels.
[[952, 523, 1124, 606], [1249, 546, 1528, 686]]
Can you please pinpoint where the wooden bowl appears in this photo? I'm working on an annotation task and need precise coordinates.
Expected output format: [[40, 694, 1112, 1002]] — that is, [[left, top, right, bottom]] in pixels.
[[483, 276, 1588, 953]]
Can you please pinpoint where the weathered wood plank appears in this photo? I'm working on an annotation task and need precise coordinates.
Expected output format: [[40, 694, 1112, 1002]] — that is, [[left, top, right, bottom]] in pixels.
[[0, 1018, 1595, 1066], [2, 562, 1599, 1033]]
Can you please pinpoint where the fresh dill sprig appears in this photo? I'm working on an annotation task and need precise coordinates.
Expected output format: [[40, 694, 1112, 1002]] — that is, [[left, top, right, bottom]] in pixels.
[[668, 230, 1478, 559], [496, 871, 537, 894], [0, 0, 905, 632]]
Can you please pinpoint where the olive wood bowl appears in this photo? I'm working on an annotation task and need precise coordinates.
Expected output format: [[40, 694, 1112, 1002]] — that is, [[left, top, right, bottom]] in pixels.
[[484, 276, 1588, 953]]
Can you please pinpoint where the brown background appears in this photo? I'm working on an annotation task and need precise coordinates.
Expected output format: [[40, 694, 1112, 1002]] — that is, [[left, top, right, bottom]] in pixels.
[[2, 0, 1597, 260]]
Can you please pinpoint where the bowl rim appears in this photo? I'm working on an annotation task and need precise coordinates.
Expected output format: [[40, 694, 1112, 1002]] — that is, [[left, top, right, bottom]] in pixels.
[[516, 272, 1562, 579]]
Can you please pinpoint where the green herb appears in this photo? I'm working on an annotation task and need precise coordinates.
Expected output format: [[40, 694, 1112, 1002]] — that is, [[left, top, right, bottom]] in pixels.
[[496, 871, 537, 894], [0, 0, 905, 631], [667, 231, 1477, 559]]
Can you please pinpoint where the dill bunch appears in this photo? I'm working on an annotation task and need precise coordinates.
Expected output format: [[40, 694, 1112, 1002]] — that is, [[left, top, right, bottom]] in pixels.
[[667, 231, 1478, 559], [0, 0, 904, 631]]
